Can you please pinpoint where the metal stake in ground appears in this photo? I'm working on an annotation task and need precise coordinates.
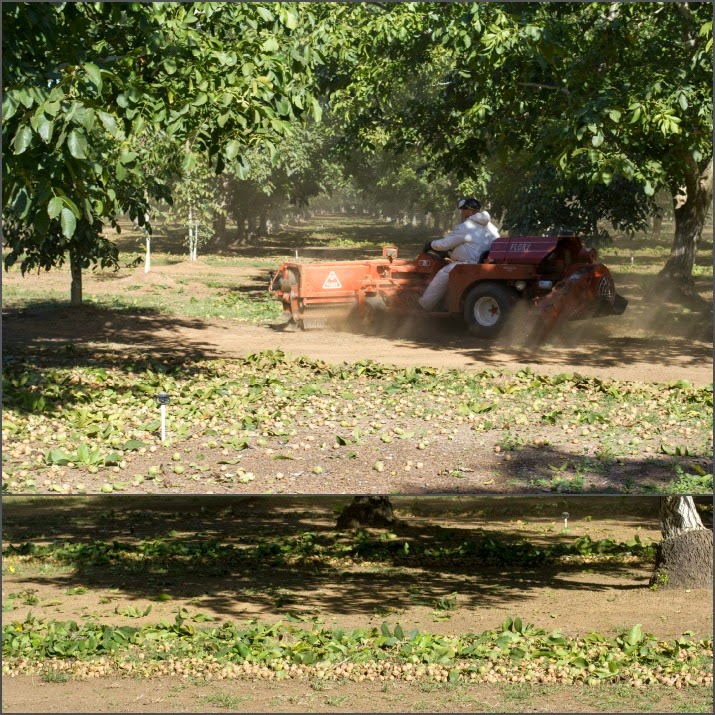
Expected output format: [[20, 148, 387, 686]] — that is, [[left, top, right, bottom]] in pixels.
[[156, 393, 170, 442]]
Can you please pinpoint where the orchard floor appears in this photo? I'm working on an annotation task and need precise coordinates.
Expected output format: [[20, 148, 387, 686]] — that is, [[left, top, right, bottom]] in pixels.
[[2, 254, 713, 387], [2, 497, 713, 713], [4, 676, 713, 713], [3, 248, 713, 496]]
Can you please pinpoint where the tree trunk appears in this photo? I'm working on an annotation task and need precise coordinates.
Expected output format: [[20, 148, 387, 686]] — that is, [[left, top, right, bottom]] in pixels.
[[660, 157, 712, 291], [336, 496, 397, 530], [651, 214, 662, 241], [659, 496, 704, 539], [650, 496, 713, 590], [213, 213, 227, 240], [234, 213, 246, 243], [69, 248, 83, 307]]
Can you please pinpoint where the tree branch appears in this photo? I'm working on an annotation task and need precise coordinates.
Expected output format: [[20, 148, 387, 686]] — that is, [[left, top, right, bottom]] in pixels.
[[363, 2, 394, 13], [673, 2, 698, 31], [521, 82, 570, 95], [672, 2, 699, 50]]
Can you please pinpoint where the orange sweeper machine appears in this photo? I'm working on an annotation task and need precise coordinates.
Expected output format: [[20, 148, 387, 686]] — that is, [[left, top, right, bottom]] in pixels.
[[269, 234, 627, 341]]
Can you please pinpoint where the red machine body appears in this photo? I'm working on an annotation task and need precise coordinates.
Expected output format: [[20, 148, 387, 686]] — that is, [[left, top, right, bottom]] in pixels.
[[269, 235, 627, 339]]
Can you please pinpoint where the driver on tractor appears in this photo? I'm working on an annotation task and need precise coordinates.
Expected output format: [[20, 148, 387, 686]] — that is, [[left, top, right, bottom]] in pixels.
[[418, 197, 500, 311]]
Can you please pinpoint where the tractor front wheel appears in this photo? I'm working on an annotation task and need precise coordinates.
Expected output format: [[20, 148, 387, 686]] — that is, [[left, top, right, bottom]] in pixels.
[[463, 282, 516, 338]]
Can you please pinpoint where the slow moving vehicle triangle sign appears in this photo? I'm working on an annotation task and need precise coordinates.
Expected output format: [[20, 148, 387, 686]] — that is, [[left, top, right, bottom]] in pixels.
[[322, 271, 342, 289]]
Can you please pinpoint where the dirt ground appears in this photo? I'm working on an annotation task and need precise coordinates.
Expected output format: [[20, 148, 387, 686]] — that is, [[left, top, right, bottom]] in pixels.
[[2, 223, 713, 712], [4, 676, 713, 713], [2, 496, 713, 714], [3, 496, 712, 638], [3, 305, 713, 386], [2, 254, 713, 387], [3, 250, 713, 496]]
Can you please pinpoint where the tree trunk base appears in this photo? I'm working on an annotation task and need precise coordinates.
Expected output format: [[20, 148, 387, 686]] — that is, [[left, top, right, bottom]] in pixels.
[[336, 496, 397, 530], [657, 267, 699, 298], [650, 528, 713, 590]]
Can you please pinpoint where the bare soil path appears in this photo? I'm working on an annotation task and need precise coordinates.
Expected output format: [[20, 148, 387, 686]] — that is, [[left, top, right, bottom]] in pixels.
[[2, 254, 712, 386], [4, 675, 712, 713], [3, 299, 712, 387]]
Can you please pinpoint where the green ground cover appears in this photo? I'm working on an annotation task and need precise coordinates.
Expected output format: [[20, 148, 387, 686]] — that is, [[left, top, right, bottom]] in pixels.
[[2, 350, 712, 495]]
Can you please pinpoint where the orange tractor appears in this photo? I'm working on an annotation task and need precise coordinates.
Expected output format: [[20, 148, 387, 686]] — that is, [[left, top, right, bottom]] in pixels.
[[269, 234, 627, 341]]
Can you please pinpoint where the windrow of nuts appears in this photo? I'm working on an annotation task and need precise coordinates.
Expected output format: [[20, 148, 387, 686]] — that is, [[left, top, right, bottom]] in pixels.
[[3, 654, 712, 688]]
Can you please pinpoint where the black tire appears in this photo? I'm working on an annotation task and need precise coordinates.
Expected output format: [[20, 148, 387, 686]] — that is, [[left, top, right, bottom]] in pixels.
[[463, 282, 517, 338], [362, 295, 388, 332], [348, 295, 387, 333]]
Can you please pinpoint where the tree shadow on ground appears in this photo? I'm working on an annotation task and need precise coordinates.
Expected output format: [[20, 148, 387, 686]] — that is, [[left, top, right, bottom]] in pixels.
[[397, 442, 712, 496], [224, 282, 276, 297], [3, 270, 711, 375], [371, 325, 711, 373], [2, 495, 672, 543], [2, 304, 225, 366], [12, 560, 650, 622], [2, 495, 691, 621], [344, 296, 713, 372]]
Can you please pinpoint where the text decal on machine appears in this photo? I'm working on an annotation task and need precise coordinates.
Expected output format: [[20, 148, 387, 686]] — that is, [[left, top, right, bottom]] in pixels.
[[323, 271, 343, 289]]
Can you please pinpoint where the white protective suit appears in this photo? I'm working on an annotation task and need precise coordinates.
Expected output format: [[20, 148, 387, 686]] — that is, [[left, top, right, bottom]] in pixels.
[[418, 211, 500, 311]]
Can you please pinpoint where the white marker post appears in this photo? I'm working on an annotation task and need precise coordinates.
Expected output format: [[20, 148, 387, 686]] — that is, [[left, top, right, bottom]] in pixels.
[[145, 233, 151, 273], [143, 213, 151, 273], [562, 511, 570, 529], [157, 393, 170, 442]]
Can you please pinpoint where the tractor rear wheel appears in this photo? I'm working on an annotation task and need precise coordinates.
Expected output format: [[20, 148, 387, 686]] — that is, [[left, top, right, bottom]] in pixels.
[[463, 282, 517, 338]]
